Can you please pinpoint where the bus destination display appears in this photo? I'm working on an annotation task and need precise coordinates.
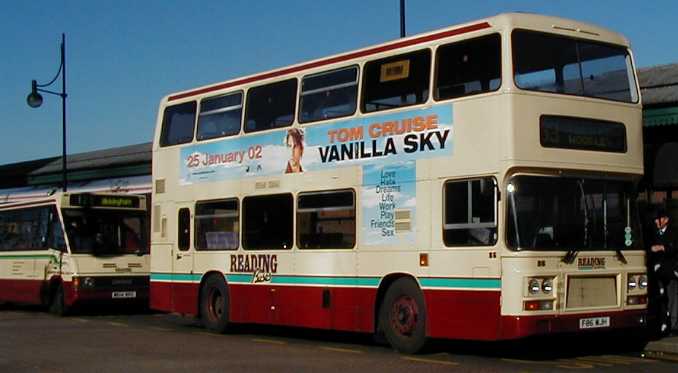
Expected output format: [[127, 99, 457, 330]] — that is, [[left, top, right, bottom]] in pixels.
[[540, 115, 627, 153]]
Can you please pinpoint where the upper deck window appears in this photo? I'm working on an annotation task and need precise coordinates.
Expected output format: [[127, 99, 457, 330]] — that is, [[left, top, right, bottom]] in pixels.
[[435, 34, 501, 100], [513, 30, 638, 103], [362, 49, 431, 113], [299, 67, 358, 123], [245, 79, 297, 133], [160, 101, 196, 147], [197, 92, 242, 140]]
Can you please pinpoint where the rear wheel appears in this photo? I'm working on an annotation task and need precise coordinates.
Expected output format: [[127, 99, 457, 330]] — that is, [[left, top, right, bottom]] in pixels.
[[200, 275, 230, 333], [48, 284, 68, 316], [379, 278, 427, 354]]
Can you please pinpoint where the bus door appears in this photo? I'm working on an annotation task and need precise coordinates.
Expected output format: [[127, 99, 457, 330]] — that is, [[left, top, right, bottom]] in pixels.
[[172, 206, 195, 313], [42, 206, 67, 280]]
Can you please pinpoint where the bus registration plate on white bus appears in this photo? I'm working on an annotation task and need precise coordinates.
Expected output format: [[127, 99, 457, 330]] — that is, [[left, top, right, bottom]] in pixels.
[[579, 316, 610, 329], [112, 291, 136, 299]]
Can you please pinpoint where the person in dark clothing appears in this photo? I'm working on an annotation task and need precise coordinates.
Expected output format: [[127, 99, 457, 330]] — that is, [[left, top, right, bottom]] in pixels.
[[648, 208, 678, 335]]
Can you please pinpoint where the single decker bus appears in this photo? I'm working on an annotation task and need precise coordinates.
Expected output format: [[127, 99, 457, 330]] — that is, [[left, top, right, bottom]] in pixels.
[[0, 192, 150, 314]]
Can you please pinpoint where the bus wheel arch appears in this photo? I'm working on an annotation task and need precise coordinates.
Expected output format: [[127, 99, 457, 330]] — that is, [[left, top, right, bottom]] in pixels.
[[198, 271, 230, 333], [376, 274, 427, 354]]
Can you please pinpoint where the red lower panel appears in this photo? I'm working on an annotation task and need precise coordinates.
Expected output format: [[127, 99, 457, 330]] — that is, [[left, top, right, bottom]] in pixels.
[[0, 278, 45, 305], [229, 285, 376, 333], [149, 281, 199, 315], [150, 281, 172, 312], [424, 289, 501, 340], [498, 309, 646, 339], [149, 281, 645, 341], [172, 282, 199, 315]]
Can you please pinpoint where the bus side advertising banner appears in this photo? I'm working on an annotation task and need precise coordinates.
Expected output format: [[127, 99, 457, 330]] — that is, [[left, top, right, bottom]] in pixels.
[[361, 161, 416, 246], [179, 104, 453, 184]]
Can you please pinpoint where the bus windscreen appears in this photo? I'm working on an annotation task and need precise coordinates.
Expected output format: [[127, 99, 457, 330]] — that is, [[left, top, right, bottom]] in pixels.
[[507, 176, 639, 251], [62, 209, 148, 256]]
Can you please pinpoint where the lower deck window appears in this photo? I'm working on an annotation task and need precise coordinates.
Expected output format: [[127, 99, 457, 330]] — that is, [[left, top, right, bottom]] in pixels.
[[444, 177, 497, 246], [195, 199, 239, 250], [243, 194, 293, 250], [297, 190, 355, 249]]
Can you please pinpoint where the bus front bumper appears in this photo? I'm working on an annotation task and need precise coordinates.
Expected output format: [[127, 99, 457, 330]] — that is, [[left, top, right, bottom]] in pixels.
[[499, 309, 647, 339], [65, 276, 149, 306]]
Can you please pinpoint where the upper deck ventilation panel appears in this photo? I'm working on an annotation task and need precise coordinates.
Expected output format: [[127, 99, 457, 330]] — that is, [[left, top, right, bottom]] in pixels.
[[552, 25, 600, 36]]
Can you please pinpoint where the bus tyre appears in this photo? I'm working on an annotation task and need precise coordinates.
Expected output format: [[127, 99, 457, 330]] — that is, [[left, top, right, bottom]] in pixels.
[[200, 275, 229, 333], [49, 284, 67, 316], [379, 278, 427, 354]]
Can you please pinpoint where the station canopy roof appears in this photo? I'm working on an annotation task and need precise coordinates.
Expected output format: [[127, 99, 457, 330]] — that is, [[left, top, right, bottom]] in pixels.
[[639, 63, 678, 127]]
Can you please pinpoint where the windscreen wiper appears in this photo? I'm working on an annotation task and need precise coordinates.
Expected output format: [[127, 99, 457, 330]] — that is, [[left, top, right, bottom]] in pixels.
[[562, 249, 579, 264], [615, 249, 628, 264]]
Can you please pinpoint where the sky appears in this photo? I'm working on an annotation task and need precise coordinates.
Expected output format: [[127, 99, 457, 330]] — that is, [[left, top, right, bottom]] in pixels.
[[1, 0, 676, 165]]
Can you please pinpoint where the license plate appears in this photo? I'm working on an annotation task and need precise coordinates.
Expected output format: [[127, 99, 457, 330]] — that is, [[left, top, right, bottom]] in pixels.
[[579, 316, 610, 329], [112, 291, 136, 299]]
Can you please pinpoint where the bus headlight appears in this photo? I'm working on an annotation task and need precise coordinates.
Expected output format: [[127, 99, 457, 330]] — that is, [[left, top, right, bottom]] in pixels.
[[627, 276, 637, 291], [627, 273, 647, 292], [639, 275, 648, 289], [82, 277, 95, 289], [542, 278, 553, 294], [528, 279, 541, 295]]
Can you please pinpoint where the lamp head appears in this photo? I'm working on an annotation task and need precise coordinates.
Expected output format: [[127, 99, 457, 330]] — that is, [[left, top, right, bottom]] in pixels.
[[27, 80, 43, 108]]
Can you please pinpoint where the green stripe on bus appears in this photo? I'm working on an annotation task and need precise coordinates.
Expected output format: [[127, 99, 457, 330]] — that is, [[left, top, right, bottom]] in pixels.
[[150, 272, 500, 289], [150, 273, 201, 282], [419, 277, 501, 289], [270, 276, 380, 287], [0, 254, 55, 260], [225, 274, 252, 283]]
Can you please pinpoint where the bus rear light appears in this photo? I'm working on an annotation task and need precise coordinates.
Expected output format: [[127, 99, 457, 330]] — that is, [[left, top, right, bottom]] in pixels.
[[524, 300, 554, 311], [626, 295, 647, 306]]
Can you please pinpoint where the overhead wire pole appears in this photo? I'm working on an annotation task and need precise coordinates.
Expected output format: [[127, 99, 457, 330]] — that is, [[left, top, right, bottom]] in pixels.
[[400, 0, 406, 37]]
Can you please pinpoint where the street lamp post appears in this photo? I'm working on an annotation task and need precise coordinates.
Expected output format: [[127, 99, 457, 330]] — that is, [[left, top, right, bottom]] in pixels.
[[400, 0, 406, 38], [27, 33, 68, 192]]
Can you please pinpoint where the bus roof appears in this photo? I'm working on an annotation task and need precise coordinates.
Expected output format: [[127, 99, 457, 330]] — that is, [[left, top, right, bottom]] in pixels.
[[162, 12, 630, 104]]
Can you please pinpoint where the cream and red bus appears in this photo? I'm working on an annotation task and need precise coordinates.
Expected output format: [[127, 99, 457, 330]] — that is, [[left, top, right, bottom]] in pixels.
[[0, 192, 149, 314], [150, 13, 645, 353]]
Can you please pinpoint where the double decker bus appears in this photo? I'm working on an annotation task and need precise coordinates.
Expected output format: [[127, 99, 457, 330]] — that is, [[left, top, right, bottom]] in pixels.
[[150, 13, 645, 353], [0, 192, 150, 314]]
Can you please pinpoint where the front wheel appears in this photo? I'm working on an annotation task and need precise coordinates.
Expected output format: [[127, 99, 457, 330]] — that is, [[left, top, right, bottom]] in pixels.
[[379, 278, 427, 354], [200, 275, 230, 333], [48, 284, 68, 316]]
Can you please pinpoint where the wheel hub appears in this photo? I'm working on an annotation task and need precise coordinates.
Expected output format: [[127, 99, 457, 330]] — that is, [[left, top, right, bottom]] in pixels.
[[208, 289, 223, 320], [391, 295, 419, 335]]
